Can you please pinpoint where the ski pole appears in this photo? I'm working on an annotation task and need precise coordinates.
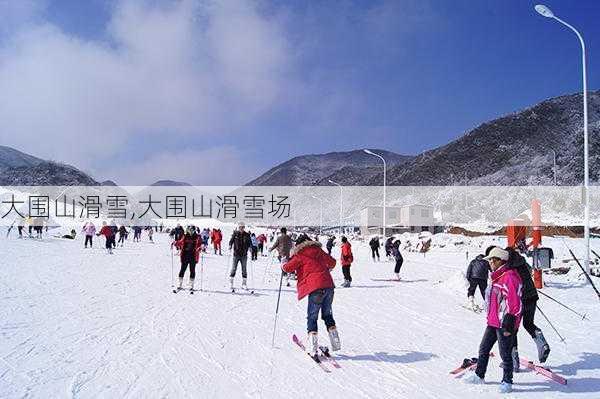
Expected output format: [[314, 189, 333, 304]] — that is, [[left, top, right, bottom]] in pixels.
[[170, 243, 174, 288], [538, 290, 587, 320], [536, 304, 566, 343], [591, 249, 600, 262], [271, 269, 285, 348], [565, 246, 600, 302], [200, 252, 204, 292]]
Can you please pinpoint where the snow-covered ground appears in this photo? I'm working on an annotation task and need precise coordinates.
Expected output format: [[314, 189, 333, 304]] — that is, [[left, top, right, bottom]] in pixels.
[[1, 229, 599, 398]]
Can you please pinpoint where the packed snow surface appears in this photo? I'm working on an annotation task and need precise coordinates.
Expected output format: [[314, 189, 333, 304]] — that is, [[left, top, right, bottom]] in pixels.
[[1, 229, 599, 398]]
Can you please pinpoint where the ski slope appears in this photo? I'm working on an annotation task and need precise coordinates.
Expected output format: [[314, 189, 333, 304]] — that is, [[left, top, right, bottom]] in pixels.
[[1, 230, 599, 398]]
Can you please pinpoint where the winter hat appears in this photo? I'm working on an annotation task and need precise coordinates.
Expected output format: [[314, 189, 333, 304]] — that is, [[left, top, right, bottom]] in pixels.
[[341, 236, 348, 243], [238, 221, 246, 228], [295, 233, 311, 246], [484, 247, 509, 261]]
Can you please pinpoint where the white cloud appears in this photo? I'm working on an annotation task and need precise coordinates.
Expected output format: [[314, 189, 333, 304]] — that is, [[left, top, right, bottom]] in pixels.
[[0, 0, 290, 180], [100, 146, 258, 185]]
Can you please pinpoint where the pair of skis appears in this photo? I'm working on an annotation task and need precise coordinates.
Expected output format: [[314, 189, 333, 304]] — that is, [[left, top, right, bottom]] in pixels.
[[172, 287, 197, 295], [450, 354, 567, 385], [292, 334, 341, 373]]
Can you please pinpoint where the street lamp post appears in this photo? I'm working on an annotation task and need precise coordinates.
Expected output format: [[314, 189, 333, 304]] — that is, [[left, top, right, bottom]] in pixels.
[[364, 149, 387, 238], [310, 195, 323, 235], [535, 4, 590, 272], [328, 179, 343, 235], [550, 149, 557, 185]]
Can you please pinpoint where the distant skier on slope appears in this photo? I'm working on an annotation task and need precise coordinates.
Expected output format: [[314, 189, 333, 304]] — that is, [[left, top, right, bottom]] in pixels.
[[82, 221, 96, 248], [340, 236, 353, 287], [369, 236, 381, 261], [465, 253, 489, 311], [173, 226, 201, 291], [211, 228, 223, 255], [229, 222, 252, 291], [463, 247, 522, 394], [97, 221, 115, 254], [282, 233, 341, 356], [385, 236, 394, 259], [269, 227, 294, 286], [392, 240, 403, 280], [326, 235, 335, 256]]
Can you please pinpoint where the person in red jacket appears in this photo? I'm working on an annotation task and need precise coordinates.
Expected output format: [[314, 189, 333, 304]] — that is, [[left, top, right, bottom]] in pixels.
[[97, 221, 115, 254], [173, 226, 202, 291], [282, 234, 341, 357], [211, 228, 223, 255], [340, 236, 353, 287]]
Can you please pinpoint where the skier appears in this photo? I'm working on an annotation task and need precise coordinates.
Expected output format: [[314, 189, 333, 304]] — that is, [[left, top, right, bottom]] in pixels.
[[97, 221, 116, 254], [463, 247, 522, 393], [229, 222, 252, 291], [257, 233, 267, 256], [392, 240, 403, 280], [385, 236, 394, 259], [82, 221, 96, 248], [250, 233, 258, 261], [340, 236, 353, 287], [369, 235, 381, 261], [269, 227, 293, 285], [146, 226, 154, 243], [173, 224, 184, 241], [173, 226, 201, 291], [117, 225, 128, 247], [282, 234, 341, 356], [506, 246, 551, 366], [465, 253, 489, 311], [133, 226, 142, 242], [211, 228, 223, 255], [326, 235, 336, 256]]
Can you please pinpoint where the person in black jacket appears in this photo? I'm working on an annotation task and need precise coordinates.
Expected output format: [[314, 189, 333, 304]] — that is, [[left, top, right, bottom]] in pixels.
[[466, 254, 489, 308], [326, 235, 336, 255], [385, 237, 394, 259], [505, 246, 550, 368], [369, 236, 381, 261], [229, 222, 252, 291]]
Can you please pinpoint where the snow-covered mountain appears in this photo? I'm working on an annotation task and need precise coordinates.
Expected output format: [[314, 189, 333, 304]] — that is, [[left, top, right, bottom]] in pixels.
[[246, 149, 413, 186], [247, 91, 600, 186], [379, 90, 600, 186], [0, 146, 98, 186]]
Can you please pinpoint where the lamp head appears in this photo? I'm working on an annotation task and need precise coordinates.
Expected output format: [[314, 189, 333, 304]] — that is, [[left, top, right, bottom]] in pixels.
[[364, 149, 374, 155], [535, 4, 555, 18]]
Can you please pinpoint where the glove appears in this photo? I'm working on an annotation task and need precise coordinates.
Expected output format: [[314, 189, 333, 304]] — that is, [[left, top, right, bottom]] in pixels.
[[501, 314, 516, 335]]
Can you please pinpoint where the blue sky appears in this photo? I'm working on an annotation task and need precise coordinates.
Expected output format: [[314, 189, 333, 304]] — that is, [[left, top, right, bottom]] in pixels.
[[0, 0, 598, 184]]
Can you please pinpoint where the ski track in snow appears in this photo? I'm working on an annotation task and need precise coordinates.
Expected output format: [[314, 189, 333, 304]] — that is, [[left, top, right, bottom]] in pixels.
[[1, 232, 600, 398]]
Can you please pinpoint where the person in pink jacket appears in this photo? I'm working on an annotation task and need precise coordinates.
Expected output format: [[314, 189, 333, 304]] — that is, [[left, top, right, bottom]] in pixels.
[[81, 221, 96, 248], [464, 246, 523, 394]]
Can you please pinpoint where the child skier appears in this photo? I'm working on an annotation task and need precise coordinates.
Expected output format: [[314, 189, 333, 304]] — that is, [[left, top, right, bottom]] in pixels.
[[392, 240, 403, 280], [282, 234, 341, 357], [340, 236, 353, 287], [463, 247, 523, 393]]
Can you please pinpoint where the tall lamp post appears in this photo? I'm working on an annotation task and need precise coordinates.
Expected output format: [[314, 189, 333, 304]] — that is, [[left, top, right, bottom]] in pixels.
[[535, 4, 590, 272], [328, 179, 343, 235], [310, 195, 323, 235], [364, 149, 387, 238]]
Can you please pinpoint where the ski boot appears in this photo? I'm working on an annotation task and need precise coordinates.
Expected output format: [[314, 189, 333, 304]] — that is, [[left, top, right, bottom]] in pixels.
[[534, 329, 550, 363], [498, 381, 512, 393], [328, 327, 341, 351], [306, 332, 319, 357], [189, 278, 195, 291], [178, 277, 184, 290], [512, 347, 520, 373], [242, 278, 248, 290], [229, 277, 235, 291], [462, 372, 484, 385], [395, 273, 401, 281]]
